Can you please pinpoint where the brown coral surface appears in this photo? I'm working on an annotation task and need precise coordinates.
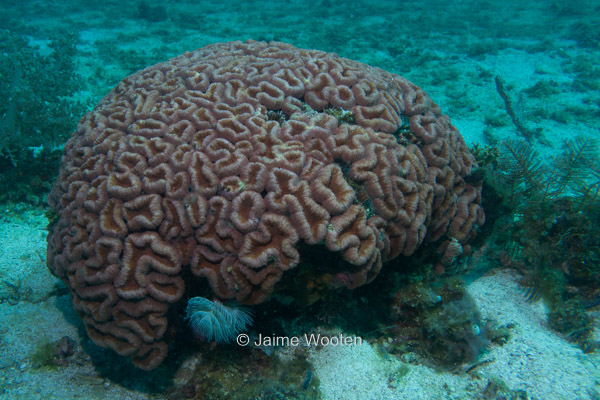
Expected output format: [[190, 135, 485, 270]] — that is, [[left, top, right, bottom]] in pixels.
[[46, 40, 484, 369]]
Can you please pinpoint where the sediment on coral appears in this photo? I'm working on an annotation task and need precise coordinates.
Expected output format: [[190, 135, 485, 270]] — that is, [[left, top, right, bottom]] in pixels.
[[46, 40, 484, 369]]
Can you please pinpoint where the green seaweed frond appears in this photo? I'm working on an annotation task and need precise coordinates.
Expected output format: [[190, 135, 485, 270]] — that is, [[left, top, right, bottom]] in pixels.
[[501, 140, 544, 187], [498, 140, 545, 206], [575, 165, 600, 211], [499, 136, 599, 210], [489, 135, 599, 351], [553, 135, 598, 195], [31, 336, 59, 369]]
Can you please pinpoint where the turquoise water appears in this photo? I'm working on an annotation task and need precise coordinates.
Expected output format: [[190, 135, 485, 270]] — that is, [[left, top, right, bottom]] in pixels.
[[0, 1, 599, 399]]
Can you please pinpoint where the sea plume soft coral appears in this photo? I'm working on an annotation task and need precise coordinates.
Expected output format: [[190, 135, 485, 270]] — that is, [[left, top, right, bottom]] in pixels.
[[185, 297, 253, 343]]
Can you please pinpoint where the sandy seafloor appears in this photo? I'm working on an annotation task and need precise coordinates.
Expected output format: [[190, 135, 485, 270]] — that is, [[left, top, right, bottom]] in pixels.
[[1, 0, 600, 399], [1, 209, 599, 399]]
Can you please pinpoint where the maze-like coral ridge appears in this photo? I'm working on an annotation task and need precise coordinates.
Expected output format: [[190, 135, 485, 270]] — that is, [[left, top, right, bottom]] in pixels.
[[46, 40, 484, 369]]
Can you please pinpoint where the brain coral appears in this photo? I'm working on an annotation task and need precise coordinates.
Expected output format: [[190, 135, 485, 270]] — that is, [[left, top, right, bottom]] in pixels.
[[47, 40, 484, 369]]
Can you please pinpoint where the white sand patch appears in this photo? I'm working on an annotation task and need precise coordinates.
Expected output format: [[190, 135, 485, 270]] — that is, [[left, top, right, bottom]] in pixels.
[[309, 269, 600, 399], [0, 298, 80, 368], [0, 207, 61, 304], [452, 118, 488, 146], [469, 269, 600, 400], [308, 335, 479, 400]]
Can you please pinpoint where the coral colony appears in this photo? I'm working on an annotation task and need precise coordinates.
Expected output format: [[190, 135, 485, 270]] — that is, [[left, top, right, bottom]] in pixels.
[[46, 40, 484, 369]]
